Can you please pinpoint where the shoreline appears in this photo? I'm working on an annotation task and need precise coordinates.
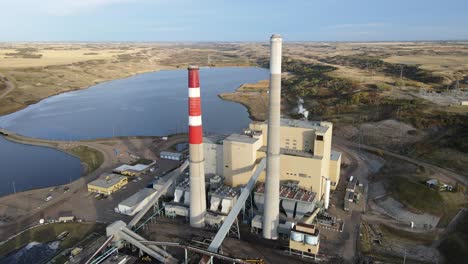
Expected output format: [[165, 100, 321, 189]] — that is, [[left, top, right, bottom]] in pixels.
[[218, 80, 270, 121], [0, 130, 164, 197], [0, 66, 174, 116], [0, 64, 258, 117]]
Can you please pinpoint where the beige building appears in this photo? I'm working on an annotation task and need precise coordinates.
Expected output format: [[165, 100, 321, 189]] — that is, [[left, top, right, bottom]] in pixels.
[[87, 174, 128, 195], [289, 223, 320, 256], [216, 118, 342, 202]]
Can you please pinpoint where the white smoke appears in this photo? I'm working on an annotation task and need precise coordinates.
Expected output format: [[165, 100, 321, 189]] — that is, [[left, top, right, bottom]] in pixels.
[[297, 97, 309, 120]]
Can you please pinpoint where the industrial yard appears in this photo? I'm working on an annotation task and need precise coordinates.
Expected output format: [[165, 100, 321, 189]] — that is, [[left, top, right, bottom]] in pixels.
[[0, 7, 466, 261]]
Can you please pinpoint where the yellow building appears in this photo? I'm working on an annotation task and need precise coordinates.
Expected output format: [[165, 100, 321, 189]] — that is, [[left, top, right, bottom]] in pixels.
[[219, 118, 342, 202], [87, 174, 128, 195], [289, 223, 320, 256]]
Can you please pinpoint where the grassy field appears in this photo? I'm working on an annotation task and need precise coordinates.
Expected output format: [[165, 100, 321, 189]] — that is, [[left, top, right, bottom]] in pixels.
[[0, 43, 254, 116], [0, 222, 105, 257], [219, 80, 270, 121], [388, 176, 467, 227], [68, 146, 104, 174], [384, 55, 468, 80]]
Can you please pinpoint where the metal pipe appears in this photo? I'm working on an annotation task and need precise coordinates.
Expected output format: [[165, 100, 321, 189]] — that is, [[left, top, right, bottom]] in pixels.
[[188, 65, 206, 228], [263, 34, 282, 240], [324, 178, 331, 209]]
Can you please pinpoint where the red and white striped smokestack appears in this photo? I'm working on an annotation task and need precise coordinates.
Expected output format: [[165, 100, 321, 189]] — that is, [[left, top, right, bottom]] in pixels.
[[188, 65, 206, 228]]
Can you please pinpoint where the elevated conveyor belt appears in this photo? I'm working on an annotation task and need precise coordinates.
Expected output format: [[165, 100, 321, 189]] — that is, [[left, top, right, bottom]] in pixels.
[[207, 158, 266, 252], [128, 160, 189, 228]]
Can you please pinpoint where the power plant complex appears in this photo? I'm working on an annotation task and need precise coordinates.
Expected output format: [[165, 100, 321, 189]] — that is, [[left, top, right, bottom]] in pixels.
[[103, 34, 342, 263]]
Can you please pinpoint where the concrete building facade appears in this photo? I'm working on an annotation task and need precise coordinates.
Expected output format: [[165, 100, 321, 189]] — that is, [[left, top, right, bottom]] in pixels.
[[203, 118, 342, 205]]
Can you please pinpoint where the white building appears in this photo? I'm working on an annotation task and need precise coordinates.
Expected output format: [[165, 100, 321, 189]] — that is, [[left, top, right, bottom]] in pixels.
[[117, 188, 157, 216]]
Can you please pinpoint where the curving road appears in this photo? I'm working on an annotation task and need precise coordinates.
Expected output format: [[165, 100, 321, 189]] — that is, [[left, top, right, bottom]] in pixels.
[[334, 137, 468, 187], [0, 73, 14, 99]]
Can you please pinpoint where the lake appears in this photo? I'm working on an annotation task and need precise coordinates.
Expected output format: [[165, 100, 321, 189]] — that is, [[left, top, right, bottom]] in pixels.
[[0, 67, 268, 195]]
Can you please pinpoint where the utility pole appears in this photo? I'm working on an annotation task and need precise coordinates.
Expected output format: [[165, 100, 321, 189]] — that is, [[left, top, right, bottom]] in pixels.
[[12, 181, 16, 194]]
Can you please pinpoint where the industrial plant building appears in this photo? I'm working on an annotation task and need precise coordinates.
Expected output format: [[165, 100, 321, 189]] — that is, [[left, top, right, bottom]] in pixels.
[[113, 160, 155, 177], [87, 174, 128, 195], [117, 188, 157, 216], [101, 35, 342, 263], [204, 118, 342, 203], [289, 223, 320, 256]]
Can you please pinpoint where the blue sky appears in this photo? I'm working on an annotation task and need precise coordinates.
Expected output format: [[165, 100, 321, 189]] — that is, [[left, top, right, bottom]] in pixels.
[[1, 0, 467, 41]]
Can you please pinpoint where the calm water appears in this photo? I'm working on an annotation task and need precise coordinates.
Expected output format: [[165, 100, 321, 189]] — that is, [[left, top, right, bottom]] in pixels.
[[0, 136, 82, 196], [0, 67, 268, 195], [0, 67, 268, 139]]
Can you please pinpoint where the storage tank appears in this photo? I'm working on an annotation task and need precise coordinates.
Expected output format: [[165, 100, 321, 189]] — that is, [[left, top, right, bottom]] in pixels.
[[290, 231, 304, 242], [305, 234, 319, 245]]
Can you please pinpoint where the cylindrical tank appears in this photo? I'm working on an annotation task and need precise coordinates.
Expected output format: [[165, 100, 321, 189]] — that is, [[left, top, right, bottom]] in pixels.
[[305, 234, 319, 245], [290, 231, 304, 242]]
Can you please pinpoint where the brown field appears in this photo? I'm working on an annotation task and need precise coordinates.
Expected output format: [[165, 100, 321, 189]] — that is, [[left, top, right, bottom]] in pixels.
[[219, 80, 269, 121], [0, 43, 254, 115]]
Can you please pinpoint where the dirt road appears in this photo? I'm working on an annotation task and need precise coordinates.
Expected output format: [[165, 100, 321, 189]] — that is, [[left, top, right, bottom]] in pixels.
[[335, 137, 468, 187], [0, 73, 14, 99]]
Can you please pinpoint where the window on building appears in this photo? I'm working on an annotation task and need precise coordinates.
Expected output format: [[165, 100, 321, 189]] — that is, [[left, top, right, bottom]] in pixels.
[[316, 135, 324, 141], [299, 173, 307, 178]]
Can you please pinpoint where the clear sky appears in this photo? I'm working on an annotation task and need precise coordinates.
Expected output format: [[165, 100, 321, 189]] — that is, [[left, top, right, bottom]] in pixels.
[[1, 0, 467, 42]]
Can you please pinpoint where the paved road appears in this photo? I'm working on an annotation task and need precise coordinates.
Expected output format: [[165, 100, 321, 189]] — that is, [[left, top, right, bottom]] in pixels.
[[0, 73, 14, 99]]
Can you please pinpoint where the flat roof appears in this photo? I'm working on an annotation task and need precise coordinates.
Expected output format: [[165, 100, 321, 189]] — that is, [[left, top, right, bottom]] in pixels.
[[331, 150, 342, 161], [160, 151, 183, 157], [114, 164, 150, 172], [88, 174, 126, 189], [347, 177, 358, 191], [209, 185, 240, 198], [204, 135, 227, 144], [119, 188, 156, 207], [281, 118, 329, 133], [224, 133, 258, 144]]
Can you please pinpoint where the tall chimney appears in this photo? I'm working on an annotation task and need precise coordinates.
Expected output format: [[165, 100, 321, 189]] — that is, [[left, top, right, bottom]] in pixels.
[[263, 34, 282, 240], [188, 65, 206, 228]]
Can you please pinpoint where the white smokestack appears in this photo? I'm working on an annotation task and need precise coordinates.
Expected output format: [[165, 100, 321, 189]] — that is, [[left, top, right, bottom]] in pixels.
[[263, 34, 282, 240]]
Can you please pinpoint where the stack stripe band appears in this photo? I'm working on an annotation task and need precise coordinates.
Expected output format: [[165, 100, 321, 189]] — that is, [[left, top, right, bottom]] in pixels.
[[188, 66, 203, 145]]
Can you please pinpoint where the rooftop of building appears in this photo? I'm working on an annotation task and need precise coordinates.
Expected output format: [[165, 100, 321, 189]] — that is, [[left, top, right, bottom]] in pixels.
[[88, 174, 126, 189], [204, 134, 228, 144], [255, 183, 316, 203], [119, 188, 156, 207], [331, 150, 342, 161], [347, 177, 358, 191], [176, 178, 190, 190], [209, 185, 240, 198], [252, 118, 330, 133], [114, 164, 150, 173], [160, 151, 183, 157], [281, 118, 329, 133], [224, 133, 259, 144], [293, 223, 320, 236]]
